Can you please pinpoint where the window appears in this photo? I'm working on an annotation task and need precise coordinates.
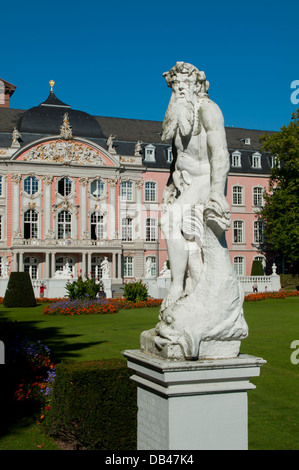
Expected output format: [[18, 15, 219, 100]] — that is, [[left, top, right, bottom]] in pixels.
[[233, 257, 244, 276], [232, 186, 244, 205], [145, 181, 157, 202], [24, 176, 38, 195], [233, 220, 244, 243], [120, 181, 133, 201], [90, 179, 104, 197], [55, 256, 73, 273], [123, 256, 133, 277], [24, 209, 38, 239], [167, 147, 173, 163], [58, 210, 71, 239], [24, 256, 38, 279], [91, 212, 104, 240], [146, 218, 157, 241], [91, 256, 103, 279], [252, 152, 261, 168], [58, 177, 72, 196], [254, 221, 264, 244], [253, 187, 263, 207], [232, 151, 241, 168], [122, 218, 133, 241], [0, 215, 2, 240], [145, 256, 157, 277], [144, 144, 156, 162], [0, 176, 3, 196]]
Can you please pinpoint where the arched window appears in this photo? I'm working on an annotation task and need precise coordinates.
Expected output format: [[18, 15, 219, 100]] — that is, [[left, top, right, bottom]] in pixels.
[[146, 218, 157, 241], [57, 210, 71, 239], [24, 209, 38, 239], [123, 256, 133, 277], [24, 176, 39, 195], [55, 256, 73, 274], [24, 256, 38, 279], [91, 212, 104, 240], [233, 256, 245, 276], [253, 187, 264, 207], [58, 177, 72, 196], [120, 181, 133, 201], [254, 221, 264, 244]]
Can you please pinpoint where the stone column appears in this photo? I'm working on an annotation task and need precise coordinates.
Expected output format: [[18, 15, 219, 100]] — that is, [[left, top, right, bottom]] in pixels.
[[123, 350, 266, 451], [135, 179, 143, 240], [79, 177, 88, 238], [51, 252, 56, 278], [82, 251, 87, 279], [12, 174, 22, 236], [19, 251, 24, 272], [117, 252, 122, 280], [45, 252, 50, 279], [43, 176, 53, 237], [87, 252, 92, 278], [112, 252, 116, 279], [108, 178, 117, 239]]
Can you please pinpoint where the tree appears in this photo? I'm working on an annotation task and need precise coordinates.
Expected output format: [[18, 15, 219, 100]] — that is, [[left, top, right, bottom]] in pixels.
[[259, 109, 299, 273]]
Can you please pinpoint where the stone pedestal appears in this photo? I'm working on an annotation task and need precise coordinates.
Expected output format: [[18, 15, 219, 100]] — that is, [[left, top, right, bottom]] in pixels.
[[122, 350, 266, 450]]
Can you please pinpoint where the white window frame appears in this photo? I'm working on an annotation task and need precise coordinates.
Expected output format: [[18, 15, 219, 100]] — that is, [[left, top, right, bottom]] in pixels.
[[123, 256, 133, 277], [24, 256, 38, 279], [24, 175, 39, 195], [55, 256, 74, 275], [58, 177, 72, 197], [233, 256, 245, 276], [144, 181, 157, 202], [144, 144, 156, 162], [233, 220, 244, 244], [231, 151, 241, 168], [120, 181, 133, 202], [145, 218, 157, 242], [91, 212, 104, 240], [24, 209, 39, 239], [253, 186, 264, 207], [57, 210, 72, 239], [253, 220, 264, 244], [252, 152, 261, 169], [232, 185, 244, 205], [167, 147, 173, 163], [121, 217, 133, 241], [90, 179, 104, 198]]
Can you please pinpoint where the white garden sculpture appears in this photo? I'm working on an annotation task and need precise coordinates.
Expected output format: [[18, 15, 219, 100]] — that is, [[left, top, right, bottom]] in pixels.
[[140, 62, 248, 360]]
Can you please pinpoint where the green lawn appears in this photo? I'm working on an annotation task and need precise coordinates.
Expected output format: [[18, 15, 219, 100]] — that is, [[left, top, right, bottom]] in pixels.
[[0, 297, 298, 450]]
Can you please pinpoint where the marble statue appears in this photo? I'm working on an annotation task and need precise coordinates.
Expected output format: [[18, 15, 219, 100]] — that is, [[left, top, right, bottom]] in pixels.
[[100, 257, 110, 279], [145, 258, 153, 278], [140, 62, 248, 360]]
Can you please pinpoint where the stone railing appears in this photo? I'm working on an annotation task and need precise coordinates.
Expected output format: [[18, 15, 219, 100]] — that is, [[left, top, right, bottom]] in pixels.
[[12, 238, 122, 248]]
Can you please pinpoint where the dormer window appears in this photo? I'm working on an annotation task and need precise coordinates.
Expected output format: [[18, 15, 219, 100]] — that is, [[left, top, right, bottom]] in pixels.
[[144, 144, 156, 162], [232, 151, 241, 167], [245, 138, 251, 145], [167, 147, 173, 163], [252, 152, 261, 169]]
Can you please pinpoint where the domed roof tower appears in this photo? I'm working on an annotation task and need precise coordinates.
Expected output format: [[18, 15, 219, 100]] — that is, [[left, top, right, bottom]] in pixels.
[[17, 80, 105, 139]]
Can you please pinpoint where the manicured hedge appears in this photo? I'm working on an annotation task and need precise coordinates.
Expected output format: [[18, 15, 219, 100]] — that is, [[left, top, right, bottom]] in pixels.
[[4, 272, 36, 308], [47, 359, 137, 450]]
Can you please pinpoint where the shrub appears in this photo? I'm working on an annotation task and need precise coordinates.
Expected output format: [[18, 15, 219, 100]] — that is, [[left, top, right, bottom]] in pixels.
[[251, 260, 264, 276], [47, 360, 137, 450], [65, 277, 103, 300], [3, 272, 36, 308], [123, 280, 148, 302]]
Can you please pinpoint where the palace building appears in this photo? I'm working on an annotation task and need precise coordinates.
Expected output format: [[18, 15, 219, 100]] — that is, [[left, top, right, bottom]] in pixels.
[[0, 79, 274, 289]]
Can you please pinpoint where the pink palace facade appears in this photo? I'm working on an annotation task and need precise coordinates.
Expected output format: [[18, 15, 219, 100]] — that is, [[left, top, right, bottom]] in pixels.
[[0, 79, 274, 286]]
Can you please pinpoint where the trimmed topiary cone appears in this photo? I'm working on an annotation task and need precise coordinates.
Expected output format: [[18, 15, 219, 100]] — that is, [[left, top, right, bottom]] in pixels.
[[4, 272, 36, 308]]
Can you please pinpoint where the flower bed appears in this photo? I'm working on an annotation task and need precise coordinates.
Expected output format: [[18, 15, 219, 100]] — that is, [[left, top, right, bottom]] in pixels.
[[244, 291, 299, 302], [43, 297, 162, 316]]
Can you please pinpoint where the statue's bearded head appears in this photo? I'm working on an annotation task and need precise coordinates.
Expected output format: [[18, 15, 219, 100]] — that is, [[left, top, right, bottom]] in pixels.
[[161, 62, 209, 141]]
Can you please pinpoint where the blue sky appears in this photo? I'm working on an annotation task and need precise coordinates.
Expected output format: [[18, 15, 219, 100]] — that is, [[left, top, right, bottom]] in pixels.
[[1, 0, 298, 131]]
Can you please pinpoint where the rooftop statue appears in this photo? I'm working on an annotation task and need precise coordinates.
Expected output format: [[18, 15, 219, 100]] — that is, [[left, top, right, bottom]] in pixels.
[[140, 62, 248, 360]]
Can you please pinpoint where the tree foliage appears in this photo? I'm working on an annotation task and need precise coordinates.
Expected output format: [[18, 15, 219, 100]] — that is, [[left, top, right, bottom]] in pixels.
[[259, 109, 299, 271]]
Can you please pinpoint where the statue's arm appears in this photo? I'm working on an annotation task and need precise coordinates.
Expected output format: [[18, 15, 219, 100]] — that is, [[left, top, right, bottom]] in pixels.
[[200, 101, 230, 197]]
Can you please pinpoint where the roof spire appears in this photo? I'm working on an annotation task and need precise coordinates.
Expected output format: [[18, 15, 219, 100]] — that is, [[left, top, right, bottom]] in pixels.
[[49, 80, 55, 93]]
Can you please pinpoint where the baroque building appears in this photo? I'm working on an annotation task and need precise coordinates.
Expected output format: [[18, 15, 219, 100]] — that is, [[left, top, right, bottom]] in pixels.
[[0, 79, 273, 288]]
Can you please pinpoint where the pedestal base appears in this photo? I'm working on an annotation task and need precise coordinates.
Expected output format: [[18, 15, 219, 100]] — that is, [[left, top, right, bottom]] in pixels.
[[122, 350, 266, 450]]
